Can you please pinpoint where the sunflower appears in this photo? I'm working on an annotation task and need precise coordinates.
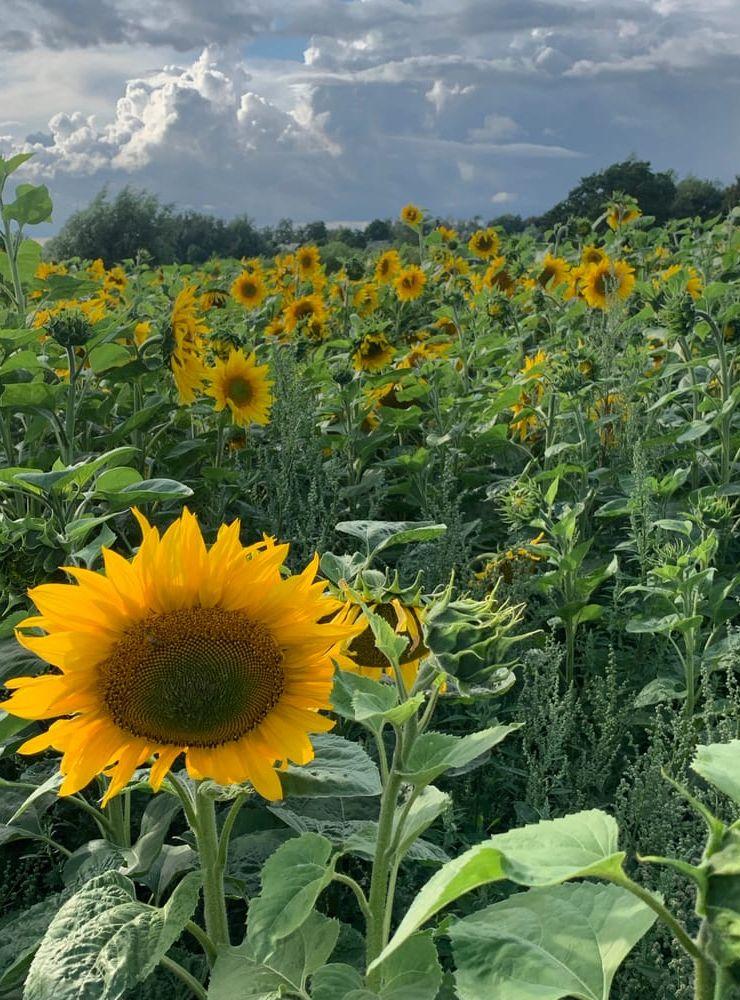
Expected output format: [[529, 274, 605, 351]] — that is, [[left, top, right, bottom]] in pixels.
[[336, 599, 428, 691], [1, 509, 360, 803], [582, 259, 635, 310], [537, 253, 570, 289], [231, 272, 267, 310], [35, 261, 68, 281], [295, 245, 322, 281], [208, 348, 273, 427], [88, 259, 106, 282], [375, 250, 401, 285], [400, 203, 424, 228], [580, 245, 606, 267], [436, 225, 458, 244], [468, 228, 500, 260], [170, 286, 209, 404], [606, 204, 641, 230], [200, 289, 229, 311], [395, 265, 426, 302], [482, 257, 515, 294], [264, 316, 288, 340], [352, 333, 394, 372], [661, 264, 702, 301], [134, 321, 152, 346], [283, 293, 326, 333], [352, 283, 379, 317], [510, 350, 548, 441]]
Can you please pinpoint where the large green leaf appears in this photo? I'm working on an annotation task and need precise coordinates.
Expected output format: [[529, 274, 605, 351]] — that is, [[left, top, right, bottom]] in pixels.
[[209, 911, 339, 1000], [246, 833, 334, 954], [373, 810, 626, 967], [334, 520, 447, 558], [392, 786, 451, 860], [0, 891, 71, 993], [24, 870, 201, 1000], [280, 734, 381, 798], [376, 932, 443, 1000], [3, 184, 53, 226], [401, 725, 521, 787], [450, 883, 657, 1000], [692, 740, 740, 806]]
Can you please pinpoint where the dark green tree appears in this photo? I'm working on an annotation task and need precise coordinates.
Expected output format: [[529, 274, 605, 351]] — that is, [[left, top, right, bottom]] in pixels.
[[539, 158, 677, 228], [671, 176, 724, 220]]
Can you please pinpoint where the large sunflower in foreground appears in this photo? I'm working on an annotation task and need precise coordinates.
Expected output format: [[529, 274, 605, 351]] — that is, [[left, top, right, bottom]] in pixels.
[[208, 348, 273, 426], [1, 510, 360, 803]]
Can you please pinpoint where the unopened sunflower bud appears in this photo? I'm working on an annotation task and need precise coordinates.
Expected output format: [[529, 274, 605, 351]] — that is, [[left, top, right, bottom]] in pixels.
[[46, 309, 92, 348], [661, 291, 696, 339]]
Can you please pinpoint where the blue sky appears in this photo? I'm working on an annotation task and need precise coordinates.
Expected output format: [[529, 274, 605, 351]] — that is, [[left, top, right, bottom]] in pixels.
[[0, 0, 738, 232]]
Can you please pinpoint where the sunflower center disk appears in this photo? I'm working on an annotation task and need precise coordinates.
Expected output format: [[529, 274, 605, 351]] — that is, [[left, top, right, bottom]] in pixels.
[[101, 608, 285, 747], [227, 376, 253, 405]]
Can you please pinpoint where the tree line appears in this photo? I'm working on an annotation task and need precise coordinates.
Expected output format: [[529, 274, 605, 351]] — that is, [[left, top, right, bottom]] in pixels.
[[44, 159, 739, 265]]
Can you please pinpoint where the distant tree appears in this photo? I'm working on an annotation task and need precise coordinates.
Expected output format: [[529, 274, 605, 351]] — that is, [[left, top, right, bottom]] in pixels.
[[273, 218, 297, 245], [330, 226, 367, 249], [365, 218, 392, 241], [723, 175, 740, 211], [300, 220, 329, 245], [488, 213, 526, 234], [671, 176, 725, 220], [539, 158, 677, 228], [45, 187, 176, 264]]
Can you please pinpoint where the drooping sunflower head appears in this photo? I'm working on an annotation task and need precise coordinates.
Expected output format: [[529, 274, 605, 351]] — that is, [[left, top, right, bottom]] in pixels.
[[582, 258, 635, 310], [352, 283, 379, 317], [468, 228, 500, 260], [283, 293, 327, 333], [537, 253, 570, 289], [2, 509, 360, 803], [336, 596, 429, 691], [352, 332, 395, 372], [394, 265, 427, 302], [200, 289, 230, 311], [295, 245, 322, 281], [606, 199, 642, 230], [581, 245, 606, 267], [170, 286, 209, 404], [436, 225, 458, 245], [231, 272, 268, 310], [208, 348, 273, 427], [400, 203, 424, 228], [375, 250, 402, 285]]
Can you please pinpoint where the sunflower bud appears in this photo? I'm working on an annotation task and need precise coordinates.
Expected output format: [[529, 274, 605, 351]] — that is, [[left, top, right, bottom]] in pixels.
[[660, 291, 696, 339], [45, 309, 92, 348], [345, 256, 365, 281], [422, 581, 530, 690]]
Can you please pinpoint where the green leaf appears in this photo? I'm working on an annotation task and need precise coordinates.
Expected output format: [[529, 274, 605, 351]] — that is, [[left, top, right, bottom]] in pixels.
[[374, 810, 626, 968], [311, 963, 366, 1000], [0, 152, 33, 184], [122, 795, 182, 877], [692, 740, 740, 805], [210, 911, 340, 1000], [450, 882, 657, 1000], [334, 520, 447, 557], [3, 184, 53, 226], [401, 724, 521, 787], [0, 891, 72, 993], [392, 786, 451, 860], [88, 344, 131, 373], [101, 477, 193, 506], [24, 870, 200, 1000], [247, 833, 334, 953], [0, 381, 60, 410], [280, 734, 382, 798], [332, 671, 398, 725], [376, 932, 442, 1000]]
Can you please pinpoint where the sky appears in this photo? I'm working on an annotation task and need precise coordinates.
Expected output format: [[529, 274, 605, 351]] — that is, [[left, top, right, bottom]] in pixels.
[[0, 0, 738, 233]]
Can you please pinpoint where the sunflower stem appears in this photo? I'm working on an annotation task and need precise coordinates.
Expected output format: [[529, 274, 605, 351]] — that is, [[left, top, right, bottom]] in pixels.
[[193, 789, 230, 950], [159, 955, 207, 1000]]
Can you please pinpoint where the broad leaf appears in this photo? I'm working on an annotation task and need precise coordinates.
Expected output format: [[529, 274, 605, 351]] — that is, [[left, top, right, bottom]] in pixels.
[[376, 932, 443, 1000], [401, 725, 521, 787], [280, 734, 381, 798], [24, 870, 201, 1000], [373, 810, 626, 967], [210, 911, 340, 1000], [450, 882, 657, 1000], [692, 740, 740, 805], [246, 833, 334, 953]]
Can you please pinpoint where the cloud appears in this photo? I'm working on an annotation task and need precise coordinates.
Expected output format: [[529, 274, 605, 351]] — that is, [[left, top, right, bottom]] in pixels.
[[0, 0, 737, 228]]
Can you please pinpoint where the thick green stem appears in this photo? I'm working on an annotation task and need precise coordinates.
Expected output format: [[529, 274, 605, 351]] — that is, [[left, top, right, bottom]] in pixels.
[[365, 766, 403, 988], [193, 791, 230, 950], [64, 347, 78, 464], [160, 955, 208, 1000], [608, 872, 704, 964]]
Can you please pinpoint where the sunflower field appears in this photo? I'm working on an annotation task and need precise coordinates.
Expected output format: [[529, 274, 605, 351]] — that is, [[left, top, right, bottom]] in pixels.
[[0, 153, 739, 1000]]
